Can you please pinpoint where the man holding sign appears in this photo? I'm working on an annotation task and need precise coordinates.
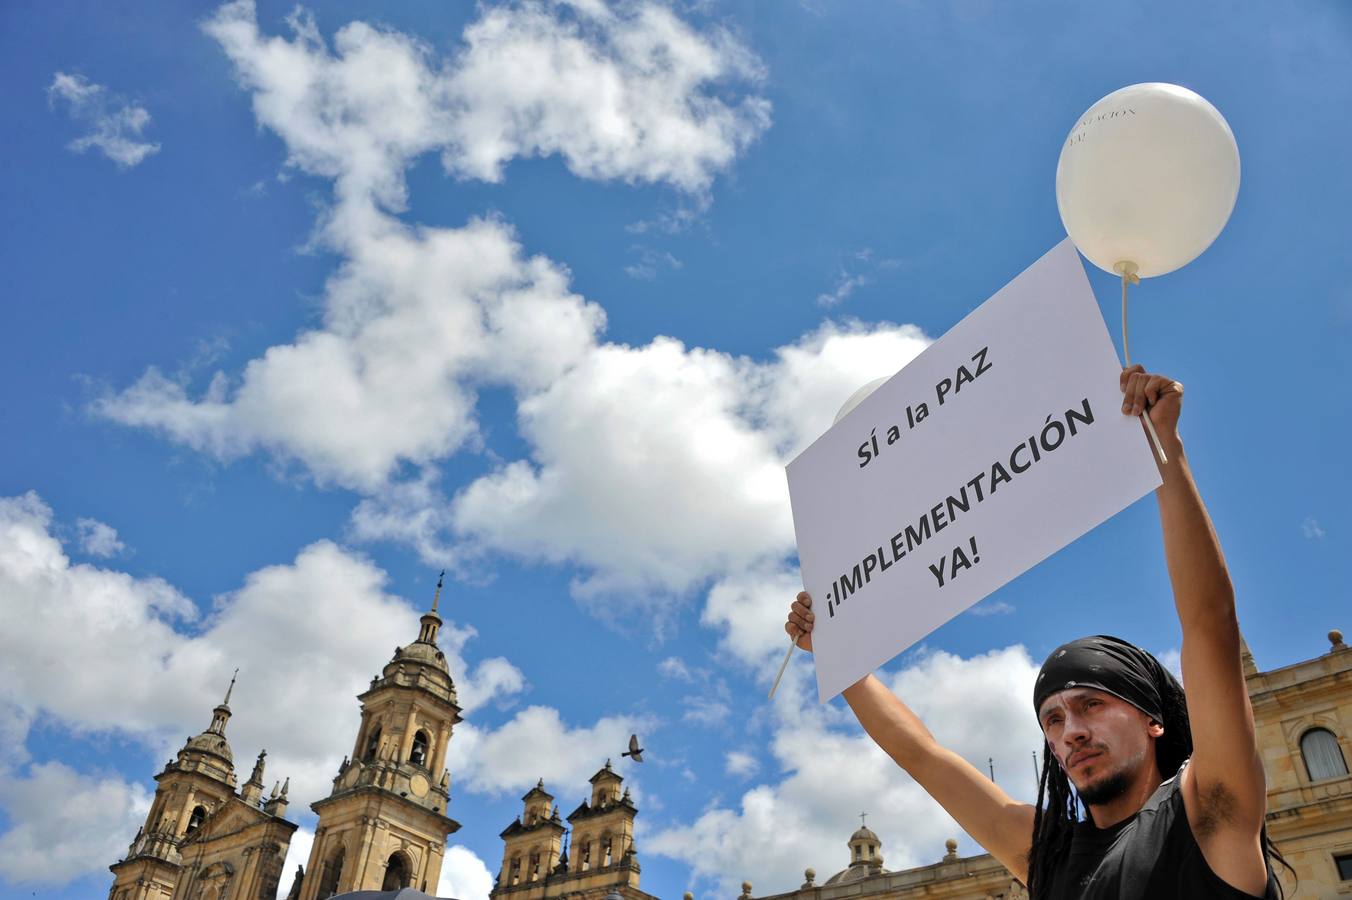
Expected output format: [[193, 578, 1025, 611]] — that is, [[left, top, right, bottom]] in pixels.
[[785, 368, 1283, 899]]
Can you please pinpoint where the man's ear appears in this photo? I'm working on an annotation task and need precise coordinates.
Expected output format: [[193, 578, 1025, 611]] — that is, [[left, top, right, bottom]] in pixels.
[[1146, 718, 1165, 739]]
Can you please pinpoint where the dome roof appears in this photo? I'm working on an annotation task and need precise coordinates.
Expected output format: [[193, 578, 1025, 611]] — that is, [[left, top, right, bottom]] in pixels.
[[824, 865, 875, 886], [850, 825, 879, 844], [183, 729, 234, 763], [392, 639, 450, 672]]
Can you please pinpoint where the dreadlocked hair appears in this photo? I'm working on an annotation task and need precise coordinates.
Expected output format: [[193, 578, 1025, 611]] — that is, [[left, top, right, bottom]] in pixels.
[[1025, 675, 1294, 898]]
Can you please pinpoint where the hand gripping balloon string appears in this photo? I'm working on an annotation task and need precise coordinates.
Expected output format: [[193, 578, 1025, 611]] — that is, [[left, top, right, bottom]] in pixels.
[[1120, 266, 1169, 465], [768, 635, 797, 699]]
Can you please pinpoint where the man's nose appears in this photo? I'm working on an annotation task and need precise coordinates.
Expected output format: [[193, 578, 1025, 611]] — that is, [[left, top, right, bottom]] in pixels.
[[1062, 711, 1091, 745]]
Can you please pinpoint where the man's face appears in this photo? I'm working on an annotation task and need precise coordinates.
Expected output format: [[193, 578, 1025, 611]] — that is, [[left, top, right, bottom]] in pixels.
[[1037, 687, 1163, 804]]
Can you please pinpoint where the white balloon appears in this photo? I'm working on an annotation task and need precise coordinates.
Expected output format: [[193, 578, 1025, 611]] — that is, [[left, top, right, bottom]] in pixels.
[[834, 377, 889, 425], [1056, 83, 1240, 278]]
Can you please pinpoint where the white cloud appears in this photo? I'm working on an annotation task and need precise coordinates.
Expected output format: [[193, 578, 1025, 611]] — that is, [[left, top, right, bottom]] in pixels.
[[449, 337, 791, 599], [683, 696, 730, 726], [725, 751, 758, 778], [649, 645, 1044, 896], [815, 249, 902, 308], [0, 762, 151, 885], [438, 845, 495, 900], [96, 215, 605, 492], [47, 72, 160, 168], [0, 491, 525, 815], [446, 705, 649, 798], [625, 246, 682, 280], [202, 0, 768, 205], [448, 321, 930, 601], [816, 272, 870, 308], [702, 565, 806, 671], [968, 599, 1014, 617], [75, 516, 126, 557], [447, 0, 771, 192], [657, 656, 694, 682], [1301, 517, 1325, 540]]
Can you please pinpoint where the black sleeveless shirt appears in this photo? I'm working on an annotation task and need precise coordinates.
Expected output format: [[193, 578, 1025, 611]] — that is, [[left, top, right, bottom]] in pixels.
[[1043, 767, 1278, 900]]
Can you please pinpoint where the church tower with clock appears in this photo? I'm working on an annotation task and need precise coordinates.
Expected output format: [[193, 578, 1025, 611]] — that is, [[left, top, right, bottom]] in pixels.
[[298, 576, 463, 898]]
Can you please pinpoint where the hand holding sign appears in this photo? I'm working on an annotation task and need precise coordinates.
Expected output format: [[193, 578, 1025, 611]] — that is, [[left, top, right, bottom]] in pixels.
[[785, 591, 814, 652]]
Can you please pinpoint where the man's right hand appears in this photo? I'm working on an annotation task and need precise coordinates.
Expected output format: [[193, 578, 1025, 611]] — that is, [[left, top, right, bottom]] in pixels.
[[785, 591, 814, 652]]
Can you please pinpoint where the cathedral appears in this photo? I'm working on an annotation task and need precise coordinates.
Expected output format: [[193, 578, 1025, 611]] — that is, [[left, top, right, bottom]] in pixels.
[[107, 588, 1352, 900], [106, 579, 663, 900]]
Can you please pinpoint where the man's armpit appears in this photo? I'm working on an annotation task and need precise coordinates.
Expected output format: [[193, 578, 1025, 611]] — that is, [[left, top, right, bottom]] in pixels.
[[1191, 779, 1239, 839]]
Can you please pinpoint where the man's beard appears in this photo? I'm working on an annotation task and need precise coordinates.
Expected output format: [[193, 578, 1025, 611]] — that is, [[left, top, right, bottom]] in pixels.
[[1076, 767, 1133, 806]]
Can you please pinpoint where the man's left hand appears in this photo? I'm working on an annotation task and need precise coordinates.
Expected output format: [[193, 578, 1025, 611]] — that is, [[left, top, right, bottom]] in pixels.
[[1120, 364, 1183, 442]]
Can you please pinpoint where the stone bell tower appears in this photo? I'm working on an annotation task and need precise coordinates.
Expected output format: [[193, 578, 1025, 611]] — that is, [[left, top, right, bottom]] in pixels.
[[567, 761, 638, 879], [108, 672, 295, 900], [498, 780, 567, 889], [300, 575, 463, 898], [108, 675, 241, 899]]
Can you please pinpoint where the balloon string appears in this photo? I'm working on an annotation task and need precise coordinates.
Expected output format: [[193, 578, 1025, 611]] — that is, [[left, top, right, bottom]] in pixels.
[[1122, 272, 1131, 367], [1122, 271, 1168, 465]]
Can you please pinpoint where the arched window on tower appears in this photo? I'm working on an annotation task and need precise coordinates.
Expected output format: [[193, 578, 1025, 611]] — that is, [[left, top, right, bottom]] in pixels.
[[185, 805, 206, 836], [364, 726, 382, 762], [509, 856, 521, 885], [317, 844, 345, 899], [603, 835, 613, 867], [382, 853, 411, 890], [411, 730, 430, 768], [1301, 727, 1349, 781]]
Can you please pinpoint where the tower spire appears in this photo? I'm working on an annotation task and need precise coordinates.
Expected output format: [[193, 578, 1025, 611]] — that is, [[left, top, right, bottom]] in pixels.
[[417, 572, 445, 645], [208, 670, 238, 736], [223, 668, 239, 706]]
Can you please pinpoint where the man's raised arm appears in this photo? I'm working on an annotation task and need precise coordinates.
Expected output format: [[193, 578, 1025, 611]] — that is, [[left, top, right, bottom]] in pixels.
[[1123, 366, 1269, 894], [787, 595, 1035, 883]]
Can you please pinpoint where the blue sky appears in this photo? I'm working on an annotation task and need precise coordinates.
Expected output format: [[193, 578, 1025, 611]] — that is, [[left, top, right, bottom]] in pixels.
[[1, 1, 1349, 898]]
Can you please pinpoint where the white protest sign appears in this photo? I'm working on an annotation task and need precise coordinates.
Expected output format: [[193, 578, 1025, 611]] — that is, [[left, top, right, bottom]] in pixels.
[[786, 239, 1162, 703]]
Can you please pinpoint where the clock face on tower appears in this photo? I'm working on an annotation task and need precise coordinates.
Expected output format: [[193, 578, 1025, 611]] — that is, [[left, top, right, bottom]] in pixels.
[[409, 773, 430, 798]]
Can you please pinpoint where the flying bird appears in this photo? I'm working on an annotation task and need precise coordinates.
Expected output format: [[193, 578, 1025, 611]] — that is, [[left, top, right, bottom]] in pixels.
[[621, 734, 644, 762]]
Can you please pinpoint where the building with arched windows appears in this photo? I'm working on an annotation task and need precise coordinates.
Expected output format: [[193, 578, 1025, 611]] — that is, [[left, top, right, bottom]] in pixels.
[[295, 578, 465, 898], [1249, 628, 1352, 895]]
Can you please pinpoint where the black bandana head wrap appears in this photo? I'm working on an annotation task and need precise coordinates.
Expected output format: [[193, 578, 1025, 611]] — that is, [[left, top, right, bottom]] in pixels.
[[1033, 635, 1181, 723]]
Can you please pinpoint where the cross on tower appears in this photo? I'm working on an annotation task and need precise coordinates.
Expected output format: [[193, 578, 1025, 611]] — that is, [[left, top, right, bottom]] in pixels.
[[859, 812, 868, 828]]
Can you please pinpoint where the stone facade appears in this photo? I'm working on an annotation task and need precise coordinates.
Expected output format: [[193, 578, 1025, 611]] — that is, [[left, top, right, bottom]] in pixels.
[[744, 629, 1352, 900], [490, 762, 659, 900], [1249, 629, 1352, 897]]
